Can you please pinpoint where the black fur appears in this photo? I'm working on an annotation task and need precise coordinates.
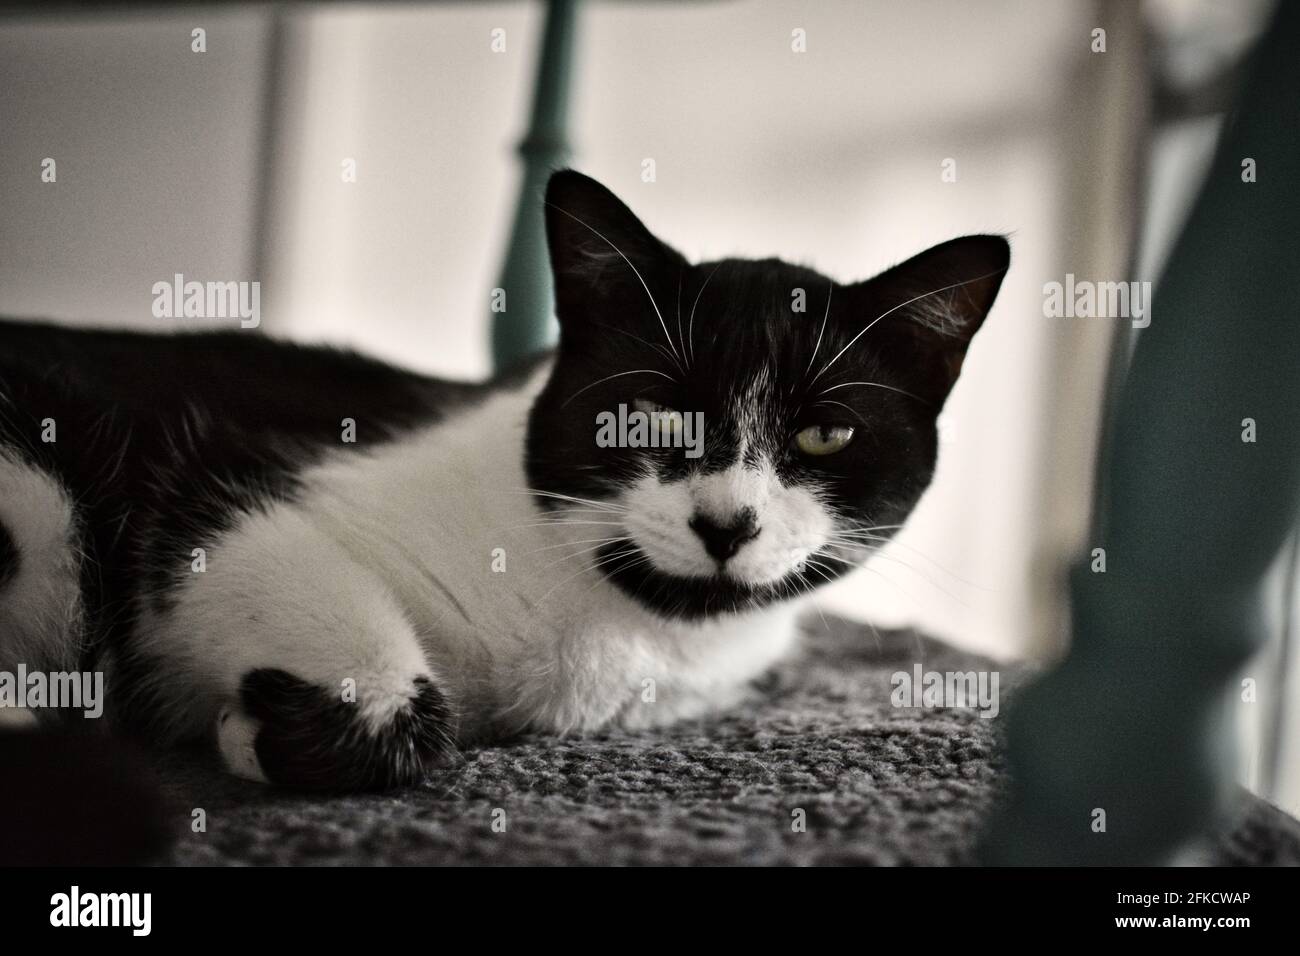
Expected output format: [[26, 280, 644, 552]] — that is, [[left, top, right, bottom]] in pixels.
[[239, 669, 457, 791], [0, 518, 16, 591]]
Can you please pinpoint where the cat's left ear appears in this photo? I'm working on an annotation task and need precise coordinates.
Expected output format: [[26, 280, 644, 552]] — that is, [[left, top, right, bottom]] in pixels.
[[845, 235, 1010, 404]]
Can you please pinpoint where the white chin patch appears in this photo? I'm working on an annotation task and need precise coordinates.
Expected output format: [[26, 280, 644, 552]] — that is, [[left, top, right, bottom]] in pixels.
[[619, 460, 833, 586]]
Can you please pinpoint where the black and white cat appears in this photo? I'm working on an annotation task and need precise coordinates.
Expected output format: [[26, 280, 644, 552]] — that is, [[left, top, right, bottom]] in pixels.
[[0, 171, 1008, 790]]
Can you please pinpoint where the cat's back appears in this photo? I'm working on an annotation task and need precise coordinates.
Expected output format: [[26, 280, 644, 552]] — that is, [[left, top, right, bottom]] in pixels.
[[0, 319, 473, 444], [0, 319, 494, 664]]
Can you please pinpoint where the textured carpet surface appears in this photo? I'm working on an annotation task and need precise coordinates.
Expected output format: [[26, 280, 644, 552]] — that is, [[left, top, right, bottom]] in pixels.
[[159, 619, 1300, 866]]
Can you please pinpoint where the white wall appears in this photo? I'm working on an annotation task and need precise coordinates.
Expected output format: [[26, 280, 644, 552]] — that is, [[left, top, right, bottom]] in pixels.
[[0, 10, 269, 329]]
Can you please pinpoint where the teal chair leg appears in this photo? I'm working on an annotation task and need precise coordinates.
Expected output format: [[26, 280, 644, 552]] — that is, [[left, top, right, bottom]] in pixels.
[[491, 0, 580, 371], [984, 2, 1300, 864]]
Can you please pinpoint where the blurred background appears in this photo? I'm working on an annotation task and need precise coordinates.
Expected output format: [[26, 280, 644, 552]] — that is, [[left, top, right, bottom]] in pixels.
[[0, 0, 1294, 815]]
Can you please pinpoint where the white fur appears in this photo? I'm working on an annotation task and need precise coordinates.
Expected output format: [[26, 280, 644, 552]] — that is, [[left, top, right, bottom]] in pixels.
[[0, 452, 83, 680], [216, 707, 268, 783], [136, 363, 822, 771]]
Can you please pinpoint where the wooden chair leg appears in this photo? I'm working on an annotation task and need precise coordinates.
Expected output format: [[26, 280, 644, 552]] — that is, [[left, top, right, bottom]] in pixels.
[[984, 1, 1300, 864], [491, 0, 580, 371]]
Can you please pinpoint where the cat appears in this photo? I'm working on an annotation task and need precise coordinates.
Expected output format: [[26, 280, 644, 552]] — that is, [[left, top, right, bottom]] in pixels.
[[0, 170, 1008, 791]]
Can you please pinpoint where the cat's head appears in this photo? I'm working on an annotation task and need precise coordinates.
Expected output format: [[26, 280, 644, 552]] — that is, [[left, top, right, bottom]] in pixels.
[[527, 170, 1008, 620]]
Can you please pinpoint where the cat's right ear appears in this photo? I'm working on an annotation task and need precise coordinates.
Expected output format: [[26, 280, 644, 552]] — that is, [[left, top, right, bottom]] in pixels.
[[544, 170, 683, 334]]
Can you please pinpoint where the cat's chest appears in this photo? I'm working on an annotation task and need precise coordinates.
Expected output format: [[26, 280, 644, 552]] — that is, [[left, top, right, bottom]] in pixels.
[[295, 386, 625, 640]]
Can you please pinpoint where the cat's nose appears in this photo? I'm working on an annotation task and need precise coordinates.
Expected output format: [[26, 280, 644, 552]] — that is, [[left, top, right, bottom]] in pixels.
[[689, 510, 760, 563]]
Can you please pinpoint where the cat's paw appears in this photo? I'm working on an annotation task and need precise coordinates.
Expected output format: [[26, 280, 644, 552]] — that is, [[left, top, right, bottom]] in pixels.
[[231, 668, 457, 791], [216, 706, 269, 784]]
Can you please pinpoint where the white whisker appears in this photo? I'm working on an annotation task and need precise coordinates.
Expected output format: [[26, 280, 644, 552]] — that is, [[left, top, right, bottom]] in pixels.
[[800, 281, 833, 389], [591, 321, 684, 376], [675, 266, 688, 370], [829, 523, 906, 535], [530, 542, 639, 610], [511, 519, 627, 531], [828, 533, 990, 592], [824, 542, 970, 607], [546, 201, 682, 365], [811, 399, 869, 427], [810, 267, 1006, 386], [513, 489, 628, 512], [687, 262, 722, 366], [561, 369, 677, 408], [525, 536, 627, 556], [817, 380, 929, 405]]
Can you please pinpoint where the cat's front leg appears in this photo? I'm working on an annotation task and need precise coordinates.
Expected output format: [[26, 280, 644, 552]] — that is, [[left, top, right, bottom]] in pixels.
[[142, 508, 457, 790]]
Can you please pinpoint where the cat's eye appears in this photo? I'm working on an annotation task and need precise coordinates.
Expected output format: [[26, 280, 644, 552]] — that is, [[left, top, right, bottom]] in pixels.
[[633, 398, 683, 435], [794, 424, 855, 456]]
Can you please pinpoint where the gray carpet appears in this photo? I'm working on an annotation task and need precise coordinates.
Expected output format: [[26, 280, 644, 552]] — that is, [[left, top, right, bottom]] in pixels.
[[159, 618, 1300, 866]]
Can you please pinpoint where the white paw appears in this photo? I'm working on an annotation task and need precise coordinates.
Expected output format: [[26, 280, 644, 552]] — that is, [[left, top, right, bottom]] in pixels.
[[217, 706, 269, 784]]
